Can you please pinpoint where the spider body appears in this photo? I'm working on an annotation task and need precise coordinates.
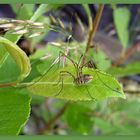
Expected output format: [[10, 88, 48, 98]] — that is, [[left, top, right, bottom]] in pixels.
[[55, 53, 95, 98], [73, 74, 93, 85]]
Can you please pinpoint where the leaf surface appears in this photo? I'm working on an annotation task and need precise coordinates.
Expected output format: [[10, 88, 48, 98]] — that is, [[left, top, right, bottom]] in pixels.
[[26, 67, 125, 101], [0, 87, 31, 135]]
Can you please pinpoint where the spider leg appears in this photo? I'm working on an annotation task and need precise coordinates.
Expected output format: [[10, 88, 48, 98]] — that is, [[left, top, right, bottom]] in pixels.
[[54, 70, 75, 96], [95, 69, 122, 94], [77, 54, 84, 68], [84, 84, 97, 101], [82, 59, 121, 94], [59, 51, 79, 75], [54, 74, 64, 96]]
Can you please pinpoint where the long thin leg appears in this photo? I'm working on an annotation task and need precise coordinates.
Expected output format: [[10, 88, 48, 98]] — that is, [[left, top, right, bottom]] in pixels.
[[80, 59, 97, 69], [54, 70, 75, 96], [94, 69, 122, 94], [54, 75, 64, 96], [77, 54, 84, 68], [18, 56, 60, 89], [19, 51, 77, 89], [83, 60, 121, 93], [84, 84, 96, 101], [59, 51, 79, 76]]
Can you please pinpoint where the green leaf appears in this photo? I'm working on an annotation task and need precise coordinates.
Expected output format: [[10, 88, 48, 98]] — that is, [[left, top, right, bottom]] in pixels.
[[31, 44, 61, 74], [113, 7, 130, 49], [82, 4, 92, 30], [24, 44, 61, 83], [23, 59, 43, 82], [30, 4, 48, 22], [0, 55, 21, 83], [111, 99, 140, 121], [108, 62, 140, 77], [94, 117, 114, 134], [0, 87, 31, 135], [0, 4, 35, 73], [11, 4, 34, 19], [26, 67, 125, 101], [93, 48, 111, 71], [0, 37, 31, 83], [0, 4, 47, 70], [0, 46, 8, 67], [65, 103, 94, 134]]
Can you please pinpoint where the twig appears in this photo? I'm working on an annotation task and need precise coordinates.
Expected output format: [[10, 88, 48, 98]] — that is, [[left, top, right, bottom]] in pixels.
[[44, 98, 52, 118], [39, 102, 69, 134], [113, 40, 140, 66], [0, 82, 17, 87], [82, 4, 104, 63], [124, 89, 140, 94]]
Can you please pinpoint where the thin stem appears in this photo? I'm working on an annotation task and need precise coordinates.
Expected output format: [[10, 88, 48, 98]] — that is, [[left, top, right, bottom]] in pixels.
[[83, 4, 104, 64], [113, 40, 140, 66], [0, 82, 17, 88], [39, 102, 69, 134]]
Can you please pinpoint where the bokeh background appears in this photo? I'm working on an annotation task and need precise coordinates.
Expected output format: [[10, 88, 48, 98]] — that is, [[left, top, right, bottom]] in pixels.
[[0, 4, 140, 135]]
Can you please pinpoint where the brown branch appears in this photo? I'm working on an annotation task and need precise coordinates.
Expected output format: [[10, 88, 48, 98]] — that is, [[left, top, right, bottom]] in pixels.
[[39, 102, 69, 134], [0, 82, 17, 88], [113, 40, 140, 67], [124, 89, 140, 95], [83, 4, 104, 63]]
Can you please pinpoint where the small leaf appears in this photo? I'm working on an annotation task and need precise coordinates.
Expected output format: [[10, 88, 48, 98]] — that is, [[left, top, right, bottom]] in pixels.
[[1, 4, 48, 70], [11, 4, 34, 20], [30, 4, 48, 22], [0, 47, 8, 68], [26, 67, 125, 101], [113, 7, 130, 49], [0, 37, 31, 83], [65, 103, 94, 134], [82, 4, 92, 30], [0, 87, 31, 135], [108, 62, 140, 77], [93, 48, 111, 71]]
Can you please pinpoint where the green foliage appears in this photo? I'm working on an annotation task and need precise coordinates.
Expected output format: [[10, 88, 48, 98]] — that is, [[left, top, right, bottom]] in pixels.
[[30, 4, 48, 22], [11, 4, 35, 20], [113, 7, 131, 49], [96, 99, 140, 135], [93, 48, 111, 71], [1, 4, 137, 135], [65, 103, 94, 134], [24, 44, 61, 82], [26, 67, 125, 101], [108, 62, 140, 77], [82, 4, 92, 30], [0, 37, 31, 83], [5, 4, 36, 43], [0, 87, 31, 135]]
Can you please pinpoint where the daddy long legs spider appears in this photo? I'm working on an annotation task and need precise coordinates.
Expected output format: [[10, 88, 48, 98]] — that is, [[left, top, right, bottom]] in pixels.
[[53, 51, 122, 99], [53, 52, 95, 100], [16, 49, 123, 101], [17, 51, 95, 100]]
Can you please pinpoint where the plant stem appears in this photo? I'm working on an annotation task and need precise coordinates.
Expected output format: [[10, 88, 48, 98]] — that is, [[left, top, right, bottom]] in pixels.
[[83, 4, 104, 63], [0, 82, 17, 87], [113, 40, 140, 66], [39, 102, 69, 134]]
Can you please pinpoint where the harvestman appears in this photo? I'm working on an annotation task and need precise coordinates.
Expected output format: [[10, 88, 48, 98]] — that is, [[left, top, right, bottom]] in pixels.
[[53, 52, 122, 99], [17, 50, 122, 100], [2, 18, 121, 98], [54, 51, 95, 99]]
